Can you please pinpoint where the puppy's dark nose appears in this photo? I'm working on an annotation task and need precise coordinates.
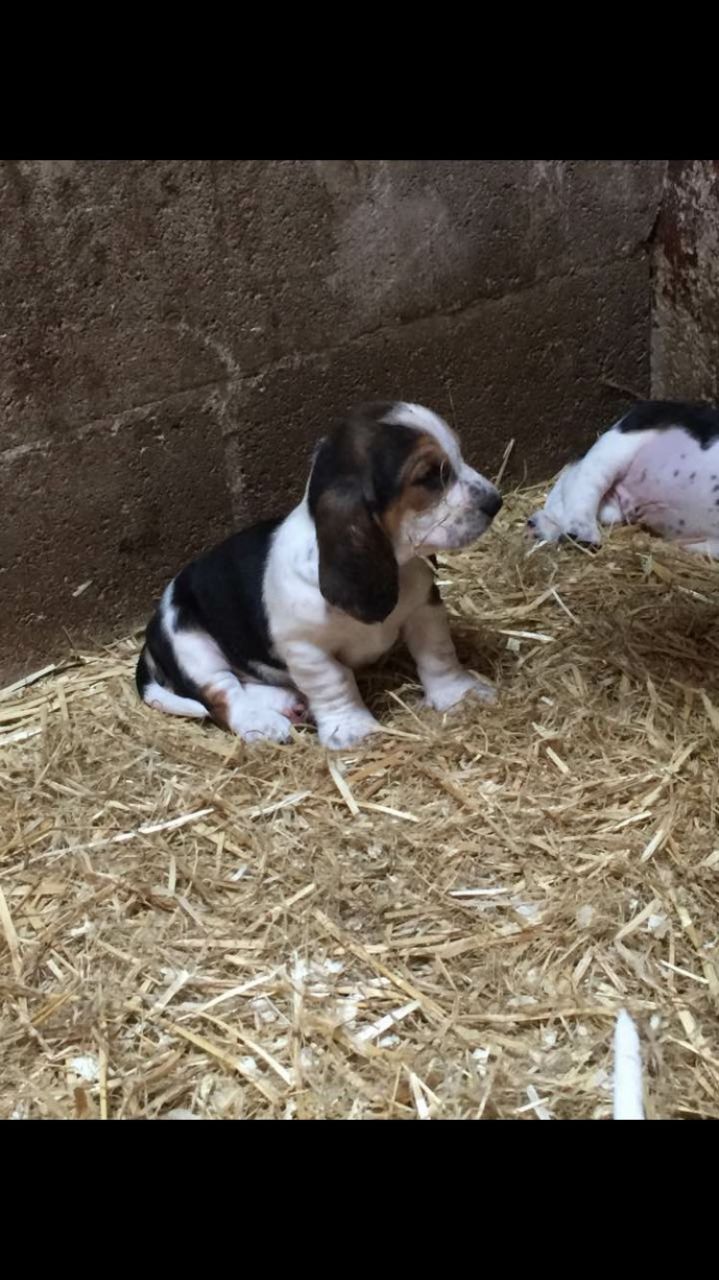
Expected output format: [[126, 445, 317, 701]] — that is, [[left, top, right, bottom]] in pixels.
[[481, 490, 503, 519]]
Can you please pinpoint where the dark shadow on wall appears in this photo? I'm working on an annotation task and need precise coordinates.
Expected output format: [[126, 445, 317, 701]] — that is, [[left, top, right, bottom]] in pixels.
[[652, 159, 719, 404]]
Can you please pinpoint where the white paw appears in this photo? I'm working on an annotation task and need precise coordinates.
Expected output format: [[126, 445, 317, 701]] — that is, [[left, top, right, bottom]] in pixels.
[[526, 509, 601, 547], [525, 509, 562, 542], [318, 711, 381, 750], [229, 710, 294, 744], [244, 685, 309, 723], [424, 672, 496, 712], [562, 514, 602, 546]]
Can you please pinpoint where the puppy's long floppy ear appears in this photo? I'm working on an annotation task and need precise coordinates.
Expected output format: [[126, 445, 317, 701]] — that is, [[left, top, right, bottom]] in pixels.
[[314, 482, 399, 623], [309, 440, 399, 624]]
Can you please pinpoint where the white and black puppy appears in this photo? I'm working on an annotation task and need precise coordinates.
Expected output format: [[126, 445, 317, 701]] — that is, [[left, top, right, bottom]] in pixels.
[[136, 401, 502, 748], [527, 400, 719, 553]]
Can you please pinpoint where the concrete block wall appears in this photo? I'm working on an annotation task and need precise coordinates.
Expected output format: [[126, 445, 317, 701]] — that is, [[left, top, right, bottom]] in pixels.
[[0, 159, 665, 679]]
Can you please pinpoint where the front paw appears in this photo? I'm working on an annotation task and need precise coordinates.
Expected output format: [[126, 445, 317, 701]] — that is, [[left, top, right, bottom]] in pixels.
[[526, 509, 601, 548], [230, 710, 294, 744], [318, 711, 381, 750], [424, 672, 496, 712], [526, 510, 561, 543], [563, 516, 601, 547]]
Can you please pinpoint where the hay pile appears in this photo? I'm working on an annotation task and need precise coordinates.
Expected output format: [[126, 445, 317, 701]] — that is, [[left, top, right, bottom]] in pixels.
[[2, 485, 719, 1120]]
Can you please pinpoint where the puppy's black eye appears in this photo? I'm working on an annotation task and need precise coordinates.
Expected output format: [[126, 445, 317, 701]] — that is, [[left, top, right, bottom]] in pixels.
[[413, 462, 445, 490]]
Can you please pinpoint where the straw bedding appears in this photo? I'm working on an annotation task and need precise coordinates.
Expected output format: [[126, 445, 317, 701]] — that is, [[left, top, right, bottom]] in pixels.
[[1, 484, 719, 1120]]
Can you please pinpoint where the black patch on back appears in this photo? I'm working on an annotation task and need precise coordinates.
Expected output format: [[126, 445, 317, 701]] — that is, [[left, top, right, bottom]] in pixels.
[[172, 517, 286, 669], [139, 517, 286, 700], [618, 401, 719, 449], [139, 614, 207, 703], [135, 646, 153, 698]]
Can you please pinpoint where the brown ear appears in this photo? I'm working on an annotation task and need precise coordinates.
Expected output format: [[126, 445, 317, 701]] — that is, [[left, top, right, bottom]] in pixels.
[[314, 481, 399, 624]]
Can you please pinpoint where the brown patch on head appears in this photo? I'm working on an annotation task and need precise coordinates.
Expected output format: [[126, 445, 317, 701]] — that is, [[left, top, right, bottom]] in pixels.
[[380, 433, 451, 539]]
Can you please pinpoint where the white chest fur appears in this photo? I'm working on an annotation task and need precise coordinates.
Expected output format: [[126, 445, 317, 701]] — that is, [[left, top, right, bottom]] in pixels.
[[328, 559, 433, 668], [264, 501, 434, 669]]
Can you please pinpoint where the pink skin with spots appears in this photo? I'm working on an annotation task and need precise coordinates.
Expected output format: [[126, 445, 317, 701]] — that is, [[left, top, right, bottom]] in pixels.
[[528, 425, 719, 556], [611, 428, 719, 540]]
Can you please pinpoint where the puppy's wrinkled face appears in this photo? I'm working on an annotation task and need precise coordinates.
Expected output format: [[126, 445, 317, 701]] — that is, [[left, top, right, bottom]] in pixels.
[[375, 402, 502, 556], [376, 404, 498, 555], [308, 402, 502, 624]]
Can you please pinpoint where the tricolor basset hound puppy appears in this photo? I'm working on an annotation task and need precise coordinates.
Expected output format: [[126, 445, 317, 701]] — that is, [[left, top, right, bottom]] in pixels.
[[527, 400, 719, 555], [136, 401, 502, 748]]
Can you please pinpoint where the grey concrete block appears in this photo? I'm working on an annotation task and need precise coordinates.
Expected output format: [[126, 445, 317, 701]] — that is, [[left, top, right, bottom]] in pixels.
[[0, 160, 664, 455], [0, 387, 233, 677], [225, 254, 653, 525]]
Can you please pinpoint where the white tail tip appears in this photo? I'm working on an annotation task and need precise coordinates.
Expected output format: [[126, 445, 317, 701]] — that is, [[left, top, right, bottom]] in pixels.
[[613, 1009, 645, 1120], [143, 681, 207, 719]]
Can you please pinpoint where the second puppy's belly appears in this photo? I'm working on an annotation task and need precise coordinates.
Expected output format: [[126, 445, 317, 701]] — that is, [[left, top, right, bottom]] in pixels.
[[613, 428, 719, 540]]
